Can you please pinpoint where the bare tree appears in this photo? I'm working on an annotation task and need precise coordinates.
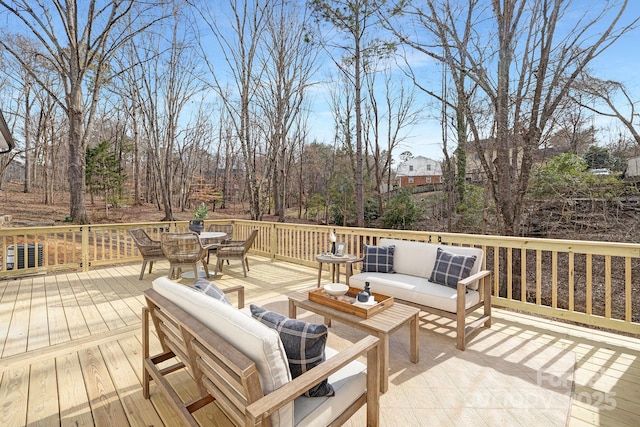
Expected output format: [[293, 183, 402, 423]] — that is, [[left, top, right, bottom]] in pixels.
[[0, 0, 166, 223], [0, 36, 37, 192], [296, 140, 337, 222], [0, 35, 68, 200], [386, 0, 478, 207], [573, 75, 640, 145], [193, 0, 274, 220], [373, 67, 420, 211], [388, 0, 638, 235], [110, 32, 145, 206], [544, 96, 596, 156], [34, 86, 67, 205], [328, 71, 357, 184], [258, 2, 319, 222], [120, 5, 206, 221], [309, 0, 395, 227], [215, 95, 242, 210], [175, 103, 218, 211]]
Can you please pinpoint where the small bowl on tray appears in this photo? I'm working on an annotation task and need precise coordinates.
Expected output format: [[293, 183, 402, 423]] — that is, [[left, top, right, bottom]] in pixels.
[[323, 283, 349, 296]]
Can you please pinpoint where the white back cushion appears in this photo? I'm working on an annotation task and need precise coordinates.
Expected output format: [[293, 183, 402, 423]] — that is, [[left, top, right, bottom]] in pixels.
[[380, 238, 434, 277], [152, 277, 294, 426], [379, 238, 484, 283]]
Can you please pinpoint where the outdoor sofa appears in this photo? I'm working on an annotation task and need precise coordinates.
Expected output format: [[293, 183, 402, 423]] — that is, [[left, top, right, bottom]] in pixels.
[[142, 276, 381, 426], [349, 238, 492, 350]]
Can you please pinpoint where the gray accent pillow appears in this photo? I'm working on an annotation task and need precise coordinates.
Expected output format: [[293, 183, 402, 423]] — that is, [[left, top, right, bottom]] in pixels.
[[192, 278, 231, 305], [250, 305, 334, 397], [361, 244, 395, 273], [429, 247, 477, 289]]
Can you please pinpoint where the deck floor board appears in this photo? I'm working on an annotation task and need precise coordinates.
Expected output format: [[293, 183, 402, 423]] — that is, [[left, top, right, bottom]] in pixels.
[[78, 345, 129, 427], [58, 274, 91, 341], [27, 359, 59, 427], [57, 353, 94, 427], [3, 280, 31, 357], [45, 274, 71, 346]]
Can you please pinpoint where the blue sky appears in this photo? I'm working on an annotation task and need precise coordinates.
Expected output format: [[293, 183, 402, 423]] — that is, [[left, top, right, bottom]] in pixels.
[[306, 1, 640, 163], [1, 1, 638, 165]]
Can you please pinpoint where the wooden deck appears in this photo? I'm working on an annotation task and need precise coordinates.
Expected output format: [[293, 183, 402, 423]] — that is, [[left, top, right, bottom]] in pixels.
[[1, 255, 639, 426]]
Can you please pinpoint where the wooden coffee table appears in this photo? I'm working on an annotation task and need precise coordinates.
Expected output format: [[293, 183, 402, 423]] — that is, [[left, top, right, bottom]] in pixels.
[[288, 289, 419, 393]]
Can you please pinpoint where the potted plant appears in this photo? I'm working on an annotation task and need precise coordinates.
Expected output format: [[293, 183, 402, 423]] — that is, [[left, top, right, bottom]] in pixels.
[[189, 202, 209, 234]]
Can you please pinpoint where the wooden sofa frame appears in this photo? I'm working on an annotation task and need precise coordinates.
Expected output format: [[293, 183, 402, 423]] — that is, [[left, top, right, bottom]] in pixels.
[[399, 270, 492, 351], [142, 287, 381, 426]]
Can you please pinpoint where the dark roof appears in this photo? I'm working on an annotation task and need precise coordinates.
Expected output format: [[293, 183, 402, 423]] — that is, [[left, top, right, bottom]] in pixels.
[[0, 109, 14, 154]]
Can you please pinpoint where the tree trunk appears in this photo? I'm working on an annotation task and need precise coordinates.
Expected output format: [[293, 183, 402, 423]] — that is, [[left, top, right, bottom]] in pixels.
[[493, 0, 516, 235], [23, 89, 32, 193], [454, 84, 467, 203], [276, 145, 286, 222], [354, 27, 364, 228], [68, 88, 89, 224], [132, 110, 141, 205]]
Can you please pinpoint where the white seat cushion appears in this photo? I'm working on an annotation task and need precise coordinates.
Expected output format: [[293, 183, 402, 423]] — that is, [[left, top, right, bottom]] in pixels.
[[152, 277, 294, 426], [350, 272, 480, 313], [293, 347, 367, 427]]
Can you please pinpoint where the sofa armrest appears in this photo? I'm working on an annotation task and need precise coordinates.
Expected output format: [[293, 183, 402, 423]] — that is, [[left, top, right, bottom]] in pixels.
[[458, 269, 491, 289], [456, 269, 492, 350], [245, 335, 380, 426], [457, 269, 492, 305], [222, 285, 245, 308]]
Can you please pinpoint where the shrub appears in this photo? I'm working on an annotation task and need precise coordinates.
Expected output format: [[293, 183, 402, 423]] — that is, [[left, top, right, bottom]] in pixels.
[[380, 189, 424, 230], [530, 153, 589, 198], [457, 184, 488, 230]]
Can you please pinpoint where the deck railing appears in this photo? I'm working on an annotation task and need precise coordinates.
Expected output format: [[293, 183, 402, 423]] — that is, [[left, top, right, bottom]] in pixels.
[[1, 219, 638, 335]]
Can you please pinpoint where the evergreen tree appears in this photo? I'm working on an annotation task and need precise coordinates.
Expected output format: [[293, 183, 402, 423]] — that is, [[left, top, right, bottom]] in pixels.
[[86, 141, 126, 207]]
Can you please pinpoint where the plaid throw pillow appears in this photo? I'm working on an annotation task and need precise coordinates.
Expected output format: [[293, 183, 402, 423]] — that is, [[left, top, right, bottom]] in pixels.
[[192, 278, 232, 305], [250, 305, 334, 397], [361, 245, 395, 273], [429, 247, 477, 289]]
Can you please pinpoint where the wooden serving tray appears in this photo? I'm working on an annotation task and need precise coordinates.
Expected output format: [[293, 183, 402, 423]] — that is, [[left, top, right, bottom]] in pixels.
[[308, 286, 394, 318]]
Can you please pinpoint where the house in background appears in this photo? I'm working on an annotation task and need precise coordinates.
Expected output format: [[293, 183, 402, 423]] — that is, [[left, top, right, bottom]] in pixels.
[[395, 156, 442, 187], [465, 137, 525, 183], [626, 157, 640, 181], [3, 158, 23, 181]]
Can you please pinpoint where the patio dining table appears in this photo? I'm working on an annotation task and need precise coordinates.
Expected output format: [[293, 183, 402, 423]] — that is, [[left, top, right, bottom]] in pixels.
[[198, 231, 228, 245]]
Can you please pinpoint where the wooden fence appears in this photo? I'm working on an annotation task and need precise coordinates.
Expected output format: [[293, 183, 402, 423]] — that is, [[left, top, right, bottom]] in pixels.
[[1, 219, 638, 335]]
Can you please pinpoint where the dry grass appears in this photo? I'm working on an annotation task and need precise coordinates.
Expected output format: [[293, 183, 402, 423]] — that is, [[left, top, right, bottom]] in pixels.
[[0, 181, 243, 226]]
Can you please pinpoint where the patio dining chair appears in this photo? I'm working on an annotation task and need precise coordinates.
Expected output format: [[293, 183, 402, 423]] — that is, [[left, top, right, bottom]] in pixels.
[[215, 228, 258, 277], [161, 232, 213, 280], [129, 228, 166, 280], [205, 222, 234, 264]]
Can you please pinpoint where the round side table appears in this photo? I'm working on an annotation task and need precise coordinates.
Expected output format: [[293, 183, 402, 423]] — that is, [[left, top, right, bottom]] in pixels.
[[315, 253, 362, 287]]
